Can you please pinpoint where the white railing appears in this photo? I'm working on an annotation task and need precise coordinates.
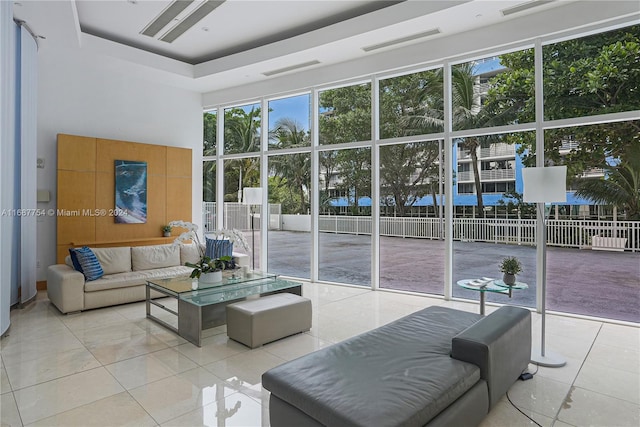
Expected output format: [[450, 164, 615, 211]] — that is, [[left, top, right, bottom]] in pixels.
[[458, 169, 515, 182], [317, 216, 639, 252], [203, 203, 640, 252]]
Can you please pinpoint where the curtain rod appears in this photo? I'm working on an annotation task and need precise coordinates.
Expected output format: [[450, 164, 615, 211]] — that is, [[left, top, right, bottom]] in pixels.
[[13, 19, 44, 50]]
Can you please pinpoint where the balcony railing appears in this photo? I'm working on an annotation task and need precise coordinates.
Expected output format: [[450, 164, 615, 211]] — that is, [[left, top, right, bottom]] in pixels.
[[457, 169, 515, 182]]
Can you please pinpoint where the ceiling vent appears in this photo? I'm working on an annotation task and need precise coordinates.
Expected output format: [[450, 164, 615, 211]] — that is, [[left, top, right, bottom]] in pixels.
[[501, 0, 555, 16], [262, 60, 321, 77], [362, 28, 441, 52]]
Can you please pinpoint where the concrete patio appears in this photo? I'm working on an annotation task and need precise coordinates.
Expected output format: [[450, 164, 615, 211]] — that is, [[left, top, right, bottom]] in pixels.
[[261, 231, 640, 323]]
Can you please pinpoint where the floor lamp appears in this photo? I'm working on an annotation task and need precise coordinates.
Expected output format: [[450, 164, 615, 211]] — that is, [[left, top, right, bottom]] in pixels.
[[523, 166, 567, 368], [243, 187, 262, 270]]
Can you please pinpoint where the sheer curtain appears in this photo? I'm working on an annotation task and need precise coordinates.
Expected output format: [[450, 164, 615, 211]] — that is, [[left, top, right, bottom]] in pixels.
[[0, 3, 38, 336]]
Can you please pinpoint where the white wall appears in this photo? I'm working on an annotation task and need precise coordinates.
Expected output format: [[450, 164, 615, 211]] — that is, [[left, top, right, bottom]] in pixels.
[[36, 45, 202, 281], [281, 215, 311, 232]]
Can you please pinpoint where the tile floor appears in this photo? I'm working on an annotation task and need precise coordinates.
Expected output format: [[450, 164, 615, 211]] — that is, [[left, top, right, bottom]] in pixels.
[[1, 283, 638, 427]]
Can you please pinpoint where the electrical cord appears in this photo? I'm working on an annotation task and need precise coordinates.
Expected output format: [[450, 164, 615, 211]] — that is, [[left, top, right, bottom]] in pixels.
[[505, 365, 542, 427]]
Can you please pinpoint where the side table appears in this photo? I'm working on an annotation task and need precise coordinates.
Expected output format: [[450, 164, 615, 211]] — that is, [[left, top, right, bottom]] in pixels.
[[457, 278, 528, 315]]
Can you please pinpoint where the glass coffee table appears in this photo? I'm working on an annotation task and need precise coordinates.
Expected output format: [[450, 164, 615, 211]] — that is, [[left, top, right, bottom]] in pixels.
[[457, 278, 528, 315], [146, 271, 302, 346]]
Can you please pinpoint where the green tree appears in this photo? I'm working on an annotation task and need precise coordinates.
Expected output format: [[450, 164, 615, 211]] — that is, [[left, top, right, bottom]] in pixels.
[[319, 84, 371, 144], [575, 145, 640, 220], [380, 143, 440, 216], [223, 107, 261, 201], [490, 25, 639, 177], [334, 148, 371, 215], [268, 119, 311, 214], [203, 111, 217, 201]]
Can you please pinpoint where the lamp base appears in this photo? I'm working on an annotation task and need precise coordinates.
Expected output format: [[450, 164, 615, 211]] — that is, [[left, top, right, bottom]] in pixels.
[[531, 348, 566, 367]]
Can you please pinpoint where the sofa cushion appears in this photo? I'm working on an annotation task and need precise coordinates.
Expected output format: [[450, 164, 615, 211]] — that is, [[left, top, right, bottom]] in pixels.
[[91, 247, 132, 275], [180, 243, 202, 266], [71, 247, 104, 281], [262, 306, 484, 427], [84, 266, 193, 292], [131, 244, 180, 271]]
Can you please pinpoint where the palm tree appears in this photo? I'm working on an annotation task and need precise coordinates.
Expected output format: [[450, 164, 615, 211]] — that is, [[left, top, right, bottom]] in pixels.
[[268, 118, 311, 214], [224, 107, 261, 201], [575, 147, 640, 220]]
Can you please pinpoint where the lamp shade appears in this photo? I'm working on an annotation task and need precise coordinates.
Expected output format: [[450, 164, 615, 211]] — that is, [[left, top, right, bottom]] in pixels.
[[243, 187, 262, 205], [522, 166, 567, 203]]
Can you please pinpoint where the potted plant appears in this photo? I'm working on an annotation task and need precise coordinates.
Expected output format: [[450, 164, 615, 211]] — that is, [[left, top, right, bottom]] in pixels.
[[168, 220, 250, 284], [185, 255, 233, 283], [162, 225, 172, 237], [499, 256, 522, 285]]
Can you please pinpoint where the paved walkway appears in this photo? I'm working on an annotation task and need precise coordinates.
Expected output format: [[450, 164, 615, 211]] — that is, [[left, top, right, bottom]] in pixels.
[[261, 231, 640, 323]]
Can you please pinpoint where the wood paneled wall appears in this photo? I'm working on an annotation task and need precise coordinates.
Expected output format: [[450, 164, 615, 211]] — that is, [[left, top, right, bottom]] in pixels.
[[56, 134, 192, 263]]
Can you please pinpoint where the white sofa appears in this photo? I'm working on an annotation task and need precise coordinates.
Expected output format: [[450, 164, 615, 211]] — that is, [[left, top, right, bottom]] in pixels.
[[47, 244, 249, 314]]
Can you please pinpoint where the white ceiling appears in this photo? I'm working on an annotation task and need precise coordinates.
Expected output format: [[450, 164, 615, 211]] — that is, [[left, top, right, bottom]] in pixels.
[[11, 0, 640, 94]]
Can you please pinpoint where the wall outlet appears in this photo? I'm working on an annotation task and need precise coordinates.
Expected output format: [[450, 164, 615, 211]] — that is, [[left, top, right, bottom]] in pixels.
[[37, 260, 41, 268]]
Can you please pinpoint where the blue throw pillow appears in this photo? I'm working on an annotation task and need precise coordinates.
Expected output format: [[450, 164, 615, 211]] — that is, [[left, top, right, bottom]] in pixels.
[[68, 248, 84, 273], [73, 246, 104, 281], [205, 238, 234, 259]]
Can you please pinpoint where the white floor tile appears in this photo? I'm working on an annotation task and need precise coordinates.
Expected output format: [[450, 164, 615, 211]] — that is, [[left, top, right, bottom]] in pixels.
[[1, 361, 11, 394], [1, 282, 638, 427], [174, 333, 249, 366], [203, 349, 286, 388], [86, 334, 169, 365], [129, 367, 236, 424], [481, 399, 554, 427], [161, 391, 263, 427], [557, 386, 640, 427], [105, 348, 198, 390], [504, 375, 572, 418], [574, 361, 640, 404], [1, 392, 23, 427], [4, 347, 101, 390], [586, 340, 640, 374], [13, 367, 124, 425], [25, 392, 156, 427]]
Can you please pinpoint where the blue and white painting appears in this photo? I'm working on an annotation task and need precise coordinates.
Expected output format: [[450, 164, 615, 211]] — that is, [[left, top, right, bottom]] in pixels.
[[115, 160, 147, 223]]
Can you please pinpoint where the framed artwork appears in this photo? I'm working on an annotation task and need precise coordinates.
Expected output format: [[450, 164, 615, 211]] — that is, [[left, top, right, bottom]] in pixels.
[[114, 160, 147, 223]]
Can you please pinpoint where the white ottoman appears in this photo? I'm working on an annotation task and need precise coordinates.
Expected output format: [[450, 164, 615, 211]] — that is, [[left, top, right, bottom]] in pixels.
[[226, 293, 312, 348]]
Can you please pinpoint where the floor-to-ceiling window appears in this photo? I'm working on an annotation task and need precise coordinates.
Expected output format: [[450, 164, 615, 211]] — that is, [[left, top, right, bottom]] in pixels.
[[203, 110, 216, 231], [538, 24, 640, 321], [203, 22, 639, 322], [266, 94, 312, 278], [377, 68, 446, 293], [316, 83, 372, 286]]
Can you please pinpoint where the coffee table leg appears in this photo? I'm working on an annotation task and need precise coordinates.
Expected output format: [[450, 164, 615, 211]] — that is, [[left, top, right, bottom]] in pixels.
[[480, 292, 485, 315], [178, 299, 202, 347]]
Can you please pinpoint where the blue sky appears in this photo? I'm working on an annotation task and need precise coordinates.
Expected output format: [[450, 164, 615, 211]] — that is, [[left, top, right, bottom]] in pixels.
[[268, 94, 311, 132]]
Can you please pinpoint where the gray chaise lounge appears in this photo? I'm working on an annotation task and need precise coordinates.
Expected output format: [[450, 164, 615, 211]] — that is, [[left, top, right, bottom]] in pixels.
[[262, 305, 531, 427]]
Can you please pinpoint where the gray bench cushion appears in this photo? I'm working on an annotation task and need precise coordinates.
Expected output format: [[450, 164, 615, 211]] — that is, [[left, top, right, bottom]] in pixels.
[[262, 306, 484, 427]]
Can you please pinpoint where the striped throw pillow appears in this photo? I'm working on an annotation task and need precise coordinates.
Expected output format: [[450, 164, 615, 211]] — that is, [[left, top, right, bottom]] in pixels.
[[73, 246, 104, 281]]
